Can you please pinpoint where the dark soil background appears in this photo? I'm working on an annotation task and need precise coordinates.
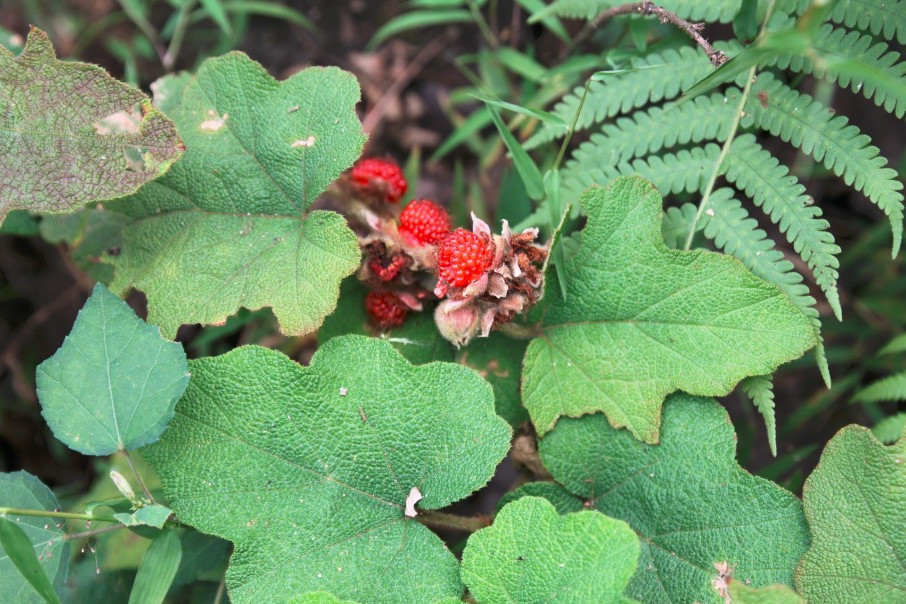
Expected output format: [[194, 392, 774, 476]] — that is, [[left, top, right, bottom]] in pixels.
[[1, 0, 904, 513]]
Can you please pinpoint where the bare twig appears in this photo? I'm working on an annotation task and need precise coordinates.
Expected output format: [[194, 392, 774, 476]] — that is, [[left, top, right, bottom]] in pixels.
[[564, 1, 729, 67], [361, 32, 453, 141]]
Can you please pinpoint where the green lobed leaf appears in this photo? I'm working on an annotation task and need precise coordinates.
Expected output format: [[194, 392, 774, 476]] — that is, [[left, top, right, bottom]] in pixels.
[[0, 472, 68, 603], [39, 209, 128, 284], [141, 335, 512, 603], [108, 56, 365, 338], [0, 28, 183, 224], [496, 482, 585, 515], [522, 177, 816, 440], [457, 332, 529, 427], [796, 426, 906, 603], [461, 496, 640, 603], [540, 394, 810, 603], [728, 580, 805, 604], [35, 284, 190, 456], [128, 530, 182, 604]]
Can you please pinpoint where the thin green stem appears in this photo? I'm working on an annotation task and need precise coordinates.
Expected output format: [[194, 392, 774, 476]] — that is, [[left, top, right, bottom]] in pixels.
[[116, 0, 167, 66], [467, 0, 499, 49], [0, 508, 119, 524], [122, 449, 155, 503], [66, 524, 127, 541], [682, 69, 754, 250], [416, 509, 488, 533], [683, 0, 777, 250], [552, 80, 592, 173], [164, 0, 198, 72]]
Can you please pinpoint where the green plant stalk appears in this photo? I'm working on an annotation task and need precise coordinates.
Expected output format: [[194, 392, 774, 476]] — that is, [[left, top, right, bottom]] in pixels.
[[0, 508, 119, 524], [165, 0, 198, 71], [122, 449, 155, 503], [116, 0, 168, 66], [683, 0, 777, 250], [553, 80, 591, 173], [467, 0, 499, 49]]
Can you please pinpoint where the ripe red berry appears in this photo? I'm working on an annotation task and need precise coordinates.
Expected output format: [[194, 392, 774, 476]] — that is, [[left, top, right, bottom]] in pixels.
[[368, 254, 408, 282], [398, 199, 451, 246], [365, 291, 408, 328], [437, 229, 494, 288], [350, 158, 407, 203]]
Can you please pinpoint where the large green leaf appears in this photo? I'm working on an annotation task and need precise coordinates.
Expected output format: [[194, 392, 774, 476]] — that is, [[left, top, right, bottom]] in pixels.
[[108, 56, 366, 338], [0, 472, 68, 603], [35, 284, 190, 455], [462, 496, 639, 603], [142, 335, 511, 603], [0, 28, 183, 223], [522, 176, 816, 440], [796, 426, 906, 602], [540, 394, 810, 603]]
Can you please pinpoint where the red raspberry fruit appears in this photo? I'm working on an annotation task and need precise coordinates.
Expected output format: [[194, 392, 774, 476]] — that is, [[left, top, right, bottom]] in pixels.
[[437, 229, 494, 288], [365, 291, 408, 328], [368, 254, 408, 282], [398, 199, 451, 246], [350, 158, 407, 203]]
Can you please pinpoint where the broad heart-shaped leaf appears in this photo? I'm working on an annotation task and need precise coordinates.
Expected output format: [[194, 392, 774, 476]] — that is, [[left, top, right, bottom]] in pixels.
[[522, 176, 816, 441], [728, 581, 804, 604], [0, 28, 183, 224], [540, 394, 810, 604], [0, 472, 69, 603], [796, 426, 906, 602], [35, 284, 190, 455], [141, 335, 511, 603], [108, 55, 366, 338], [462, 496, 639, 603]]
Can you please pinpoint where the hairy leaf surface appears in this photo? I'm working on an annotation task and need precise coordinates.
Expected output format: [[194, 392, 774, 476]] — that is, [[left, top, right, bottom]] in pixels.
[[522, 177, 815, 440], [142, 335, 511, 603], [109, 56, 365, 337], [35, 284, 189, 455], [796, 426, 906, 603], [461, 497, 639, 603], [540, 395, 810, 603], [0, 28, 183, 222]]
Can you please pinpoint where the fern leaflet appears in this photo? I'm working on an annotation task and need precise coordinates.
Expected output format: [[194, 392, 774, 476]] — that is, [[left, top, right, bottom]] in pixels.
[[873, 413, 906, 443], [741, 374, 779, 456], [723, 134, 842, 319], [778, 0, 906, 44], [526, 44, 739, 149], [853, 371, 906, 404], [545, 0, 742, 23], [747, 74, 904, 254]]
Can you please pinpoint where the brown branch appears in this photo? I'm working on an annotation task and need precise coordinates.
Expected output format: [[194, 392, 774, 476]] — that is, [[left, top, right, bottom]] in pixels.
[[564, 1, 729, 67], [510, 433, 552, 481], [415, 509, 490, 533]]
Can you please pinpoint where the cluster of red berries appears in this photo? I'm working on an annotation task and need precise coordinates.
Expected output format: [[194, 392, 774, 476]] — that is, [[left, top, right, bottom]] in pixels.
[[340, 157, 544, 343]]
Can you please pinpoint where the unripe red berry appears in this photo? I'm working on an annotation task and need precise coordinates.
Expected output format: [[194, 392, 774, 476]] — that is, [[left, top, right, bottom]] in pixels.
[[350, 158, 407, 203], [398, 199, 451, 246], [437, 229, 494, 288], [365, 291, 408, 328]]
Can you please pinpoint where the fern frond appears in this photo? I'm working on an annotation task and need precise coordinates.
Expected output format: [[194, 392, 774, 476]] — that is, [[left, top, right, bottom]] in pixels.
[[741, 374, 778, 456], [748, 74, 904, 254], [770, 25, 906, 118], [880, 334, 906, 355], [723, 134, 842, 319], [545, 0, 742, 22], [661, 203, 700, 249], [701, 189, 831, 387], [873, 413, 906, 443], [776, 0, 906, 43], [526, 44, 739, 149], [563, 144, 721, 201], [853, 371, 906, 403], [575, 91, 741, 163]]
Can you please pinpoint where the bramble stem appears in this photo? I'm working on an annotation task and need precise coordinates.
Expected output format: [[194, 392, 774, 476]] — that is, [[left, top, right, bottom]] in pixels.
[[567, 1, 729, 66], [415, 509, 488, 533]]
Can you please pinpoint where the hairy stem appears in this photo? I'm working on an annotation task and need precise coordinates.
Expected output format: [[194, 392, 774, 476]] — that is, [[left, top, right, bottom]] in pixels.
[[567, 1, 729, 66], [415, 509, 489, 533]]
